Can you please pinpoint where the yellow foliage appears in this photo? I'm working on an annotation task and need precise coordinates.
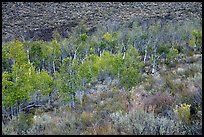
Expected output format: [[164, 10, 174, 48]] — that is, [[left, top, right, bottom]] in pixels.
[[173, 103, 191, 124], [103, 32, 112, 42], [189, 39, 195, 48]]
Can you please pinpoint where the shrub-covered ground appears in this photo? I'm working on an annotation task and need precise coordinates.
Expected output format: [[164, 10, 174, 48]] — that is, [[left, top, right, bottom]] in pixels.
[[2, 2, 202, 42], [2, 16, 202, 135]]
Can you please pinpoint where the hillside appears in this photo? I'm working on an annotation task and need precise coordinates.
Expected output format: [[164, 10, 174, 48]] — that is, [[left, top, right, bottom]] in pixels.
[[2, 2, 202, 42], [2, 2, 202, 135]]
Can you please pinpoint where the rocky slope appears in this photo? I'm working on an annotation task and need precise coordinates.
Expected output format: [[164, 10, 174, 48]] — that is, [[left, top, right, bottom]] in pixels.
[[2, 2, 202, 42]]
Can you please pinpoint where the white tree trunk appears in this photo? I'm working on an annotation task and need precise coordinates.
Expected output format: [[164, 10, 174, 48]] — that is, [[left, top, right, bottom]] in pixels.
[[122, 52, 126, 60], [26, 49, 30, 64], [100, 50, 102, 58], [53, 60, 56, 73], [152, 58, 156, 74], [74, 46, 79, 59], [144, 46, 147, 64], [194, 43, 196, 52], [151, 45, 157, 74]]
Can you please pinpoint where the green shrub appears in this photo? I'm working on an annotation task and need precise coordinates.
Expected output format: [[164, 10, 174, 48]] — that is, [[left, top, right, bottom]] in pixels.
[[157, 44, 169, 54], [13, 112, 34, 134], [191, 29, 202, 52], [2, 116, 18, 135], [81, 111, 94, 126], [187, 50, 194, 56], [111, 111, 185, 135], [183, 65, 200, 78], [163, 73, 176, 93], [28, 108, 83, 135], [79, 33, 88, 42], [143, 75, 154, 91]]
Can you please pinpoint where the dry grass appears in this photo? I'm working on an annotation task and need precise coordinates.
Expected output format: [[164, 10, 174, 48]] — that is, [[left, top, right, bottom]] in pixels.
[[80, 123, 116, 135]]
